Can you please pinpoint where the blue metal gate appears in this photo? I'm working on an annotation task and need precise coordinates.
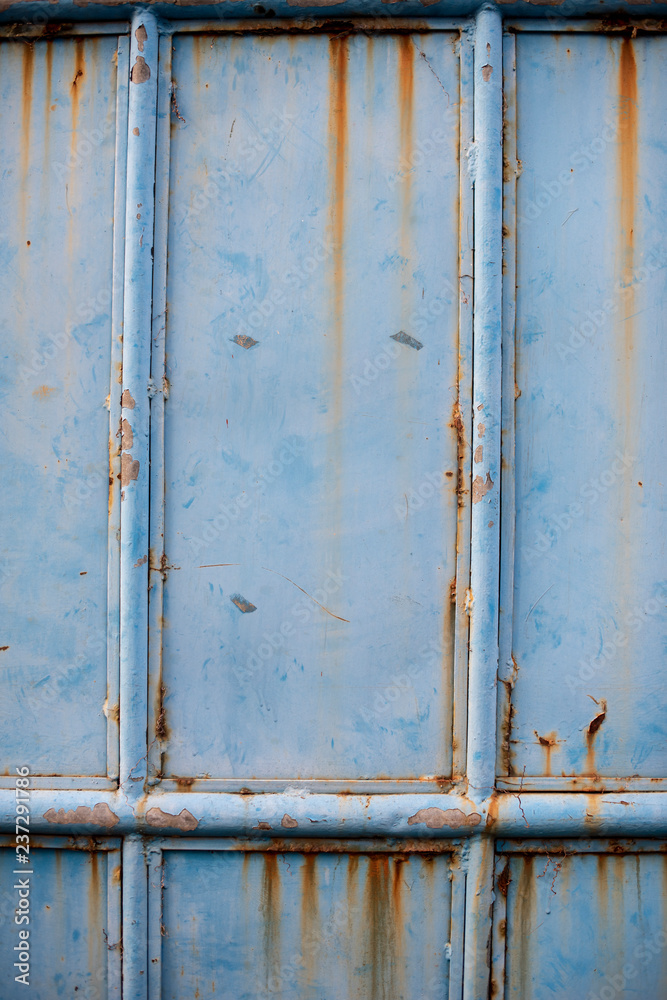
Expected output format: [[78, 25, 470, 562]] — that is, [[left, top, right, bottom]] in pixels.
[[0, 2, 665, 998]]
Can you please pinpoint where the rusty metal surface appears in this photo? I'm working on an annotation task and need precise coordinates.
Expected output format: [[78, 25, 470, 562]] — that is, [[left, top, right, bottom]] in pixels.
[[0, 34, 123, 781], [499, 30, 667, 785], [153, 28, 468, 782], [153, 843, 458, 999]]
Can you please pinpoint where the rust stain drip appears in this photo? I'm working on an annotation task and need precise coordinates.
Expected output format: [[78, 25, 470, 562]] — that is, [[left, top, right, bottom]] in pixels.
[[534, 731, 559, 778], [585, 697, 607, 775], [300, 855, 319, 988], [261, 854, 282, 993], [397, 36, 415, 346], [618, 38, 637, 301], [87, 850, 101, 975], [363, 855, 399, 1000], [20, 43, 35, 241], [327, 35, 348, 516], [501, 653, 519, 776]]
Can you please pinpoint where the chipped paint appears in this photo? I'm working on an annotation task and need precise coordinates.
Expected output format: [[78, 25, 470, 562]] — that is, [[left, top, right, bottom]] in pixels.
[[281, 813, 298, 828], [407, 807, 481, 829], [230, 594, 257, 613], [145, 807, 199, 831], [131, 55, 151, 84], [472, 471, 493, 503], [121, 452, 140, 487], [391, 330, 423, 350], [44, 803, 119, 828]]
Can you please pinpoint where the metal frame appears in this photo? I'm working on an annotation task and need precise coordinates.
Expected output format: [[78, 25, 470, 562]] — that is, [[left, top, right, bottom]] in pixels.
[[0, 6, 665, 999]]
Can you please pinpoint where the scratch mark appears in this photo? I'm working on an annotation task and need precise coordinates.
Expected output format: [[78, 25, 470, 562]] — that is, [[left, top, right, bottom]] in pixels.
[[562, 208, 578, 226], [525, 583, 554, 622], [411, 40, 450, 104], [261, 567, 350, 622]]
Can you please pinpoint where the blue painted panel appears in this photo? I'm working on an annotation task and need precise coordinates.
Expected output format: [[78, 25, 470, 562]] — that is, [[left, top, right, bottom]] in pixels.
[[506, 33, 667, 779], [159, 847, 453, 999], [0, 37, 120, 776], [0, 842, 120, 998], [501, 848, 667, 999], [159, 32, 463, 778]]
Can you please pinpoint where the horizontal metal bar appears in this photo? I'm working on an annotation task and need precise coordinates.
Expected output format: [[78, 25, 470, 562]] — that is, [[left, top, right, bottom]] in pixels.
[[505, 16, 667, 31], [1, 1, 667, 26], [163, 16, 466, 32], [0, 20, 129, 35], [497, 776, 667, 793], [496, 838, 667, 853], [1, 790, 665, 838]]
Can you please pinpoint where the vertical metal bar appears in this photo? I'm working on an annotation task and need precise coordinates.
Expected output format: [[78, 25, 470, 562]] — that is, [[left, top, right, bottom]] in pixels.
[[467, 4, 503, 798], [122, 834, 148, 1000], [497, 29, 518, 780], [107, 33, 130, 783], [106, 845, 123, 998], [120, 10, 158, 791], [147, 843, 164, 1000], [147, 32, 173, 787], [452, 22, 475, 781], [462, 835, 496, 1000]]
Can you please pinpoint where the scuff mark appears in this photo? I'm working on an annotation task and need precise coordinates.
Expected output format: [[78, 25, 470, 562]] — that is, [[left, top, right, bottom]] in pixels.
[[230, 594, 257, 614], [391, 330, 423, 351], [146, 807, 198, 832], [131, 56, 150, 85], [134, 23, 147, 51], [121, 389, 136, 409], [44, 803, 119, 828], [407, 807, 481, 829], [281, 813, 298, 829], [230, 334, 259, 350], [121, 453, 140, 487], [472, 472, 493, 503]]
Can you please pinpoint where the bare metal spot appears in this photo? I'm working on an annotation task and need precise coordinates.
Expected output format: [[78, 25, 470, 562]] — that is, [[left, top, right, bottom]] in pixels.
[[472, 472, 494, 503], [133, 127, 140, 136], [588, 711, 606, 735], [478, 423, 486, 437], [44, 803, 119, 828], [121, 417, 133, 450], [407, 807, 481, 830], [253, 822, 272, 831], [135, 23, 147, 51], [0, 646, 9, 652], [391, 330, 423, 351], [474, 444, 483, 464], [121, 453, 140, 487], [121, 389, 136, 409], [482, 64, 493, 82], [231, 334, 259, 350], [134, 555, 147, 567], [230, 594, 257, 614], [146, 807, 198, 831], [131, 56, 150, 85], [281, 813, 298, 828]]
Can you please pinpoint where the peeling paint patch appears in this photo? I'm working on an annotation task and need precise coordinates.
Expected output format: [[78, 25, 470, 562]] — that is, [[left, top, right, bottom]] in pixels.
[[253, 822, 272, 831], [44, 803, 119, 828], [132, 126, 140, 136], [121, 453, 140, 487], [134, 555, 147, 567], [230, 594, 257, 614], [281, 813, 298, 829], [121, 417, 134, 450], [474, 444, 483, 464], [121, 389, 136, 409], [407, 807, 481, 829], [145, 807, 198, 831], [482, 64, 493, 82], [135, 23, 147, 51], [131, 56, 151, 85], [472, 472, 494, 503], [231, 334, 259, 350], [391, 330, 423, 351]]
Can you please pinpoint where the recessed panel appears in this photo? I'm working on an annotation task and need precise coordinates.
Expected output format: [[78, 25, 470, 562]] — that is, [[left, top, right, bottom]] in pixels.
[[160, 32, 463, 779], [0, 37, 121, 776], [504, 33, 667, 780]]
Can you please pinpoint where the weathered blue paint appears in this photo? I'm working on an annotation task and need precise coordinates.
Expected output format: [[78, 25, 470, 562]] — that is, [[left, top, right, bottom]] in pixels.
[[120, 9, 158, 790], [467, 4, 502, 800], [498, 28, 667, 788], [0, 9, 665, 1000], [0, 838, 121, 998]]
